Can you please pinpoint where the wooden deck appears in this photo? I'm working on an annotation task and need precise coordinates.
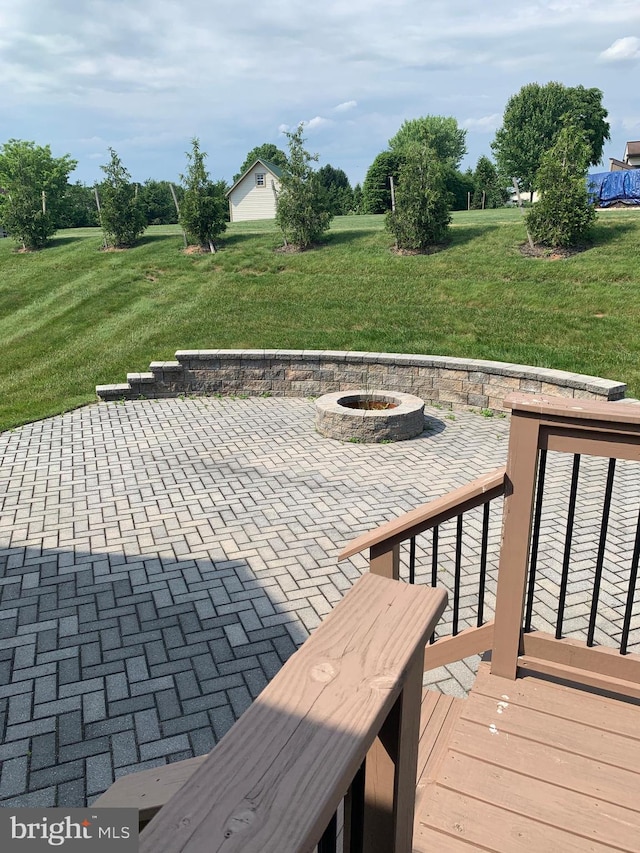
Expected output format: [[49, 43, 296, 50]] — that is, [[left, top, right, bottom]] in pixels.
[[414, 662, 640, 852]]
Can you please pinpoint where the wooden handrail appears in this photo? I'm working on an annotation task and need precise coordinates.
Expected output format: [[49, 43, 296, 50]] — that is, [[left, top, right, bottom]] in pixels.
[[339, 466, 506, 560], [506, 392, 640, 426], [138, 574, 447, 853]]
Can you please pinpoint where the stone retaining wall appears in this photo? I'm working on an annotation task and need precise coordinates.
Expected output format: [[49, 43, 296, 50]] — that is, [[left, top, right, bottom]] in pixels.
[[96, 350, 627, 412]]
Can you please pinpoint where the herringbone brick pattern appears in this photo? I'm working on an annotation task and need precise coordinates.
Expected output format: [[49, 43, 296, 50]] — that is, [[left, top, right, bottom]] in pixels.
[[1, 397, 639, 807]]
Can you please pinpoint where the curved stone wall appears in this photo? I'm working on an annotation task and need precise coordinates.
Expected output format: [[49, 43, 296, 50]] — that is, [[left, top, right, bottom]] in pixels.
[[96, 349, 626, 412]]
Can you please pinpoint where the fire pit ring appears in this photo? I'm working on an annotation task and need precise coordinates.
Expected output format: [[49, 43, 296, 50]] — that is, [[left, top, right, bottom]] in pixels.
[[315, 390, 425, 442]]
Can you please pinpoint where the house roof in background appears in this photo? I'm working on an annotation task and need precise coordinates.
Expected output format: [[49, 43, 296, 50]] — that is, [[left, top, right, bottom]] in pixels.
[[625, 141, 640, 158], [610, 157, 633, 170]]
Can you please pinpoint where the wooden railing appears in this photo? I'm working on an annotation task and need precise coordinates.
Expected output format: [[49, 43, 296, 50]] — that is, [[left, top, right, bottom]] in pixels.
[[98, 574, 446, 852], [491, 393, 640, 686], [340, 393, 640, 689], [338, 467, 506, 670]]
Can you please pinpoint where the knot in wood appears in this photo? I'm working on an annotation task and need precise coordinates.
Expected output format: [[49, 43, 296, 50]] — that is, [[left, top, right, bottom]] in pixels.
[[310, 662, 336, 683], [223, 809, 255, 838], [369, 675, 395, 691]]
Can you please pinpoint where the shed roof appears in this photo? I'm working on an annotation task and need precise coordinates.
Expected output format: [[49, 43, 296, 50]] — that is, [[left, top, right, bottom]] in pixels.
[[226, 159, 284, 196]]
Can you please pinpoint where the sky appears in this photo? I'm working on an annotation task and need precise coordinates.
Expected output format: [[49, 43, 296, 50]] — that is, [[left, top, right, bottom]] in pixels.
[[1, 0, 639, 188]]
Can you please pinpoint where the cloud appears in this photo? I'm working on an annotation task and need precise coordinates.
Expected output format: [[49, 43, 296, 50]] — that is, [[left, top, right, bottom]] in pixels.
[[334, 100, 357, 112], [462, 113, 501, 132], [2, 0, 640, 186], [599, 36, 640, 62], [304, 116, 332, 130]]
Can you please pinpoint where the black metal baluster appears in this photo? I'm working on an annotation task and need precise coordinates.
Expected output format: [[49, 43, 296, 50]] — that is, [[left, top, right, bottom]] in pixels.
[[318, 810, 337, 853], [409, 536, 416, 585], [453, 515, 463, 636], [431, 526, 439, 587], [587, 458, 616, 647], [621, 506, 640, 655], [556, 454, 581, 639], [525, 449, 547, 632], [477, 502, 490, 628], [429, 526, 439, 644], [345, 761, 365, 853]]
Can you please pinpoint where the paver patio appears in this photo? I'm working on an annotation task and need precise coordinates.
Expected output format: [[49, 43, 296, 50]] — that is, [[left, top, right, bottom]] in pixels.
[[0, 396, 635, 808]]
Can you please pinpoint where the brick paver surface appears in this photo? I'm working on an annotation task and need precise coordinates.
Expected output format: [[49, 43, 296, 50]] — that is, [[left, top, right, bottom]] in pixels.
[[1, 397, 638, 805]]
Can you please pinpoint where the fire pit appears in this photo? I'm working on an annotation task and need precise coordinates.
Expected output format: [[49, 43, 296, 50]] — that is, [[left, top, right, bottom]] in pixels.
[[315, 390, 425, 442]]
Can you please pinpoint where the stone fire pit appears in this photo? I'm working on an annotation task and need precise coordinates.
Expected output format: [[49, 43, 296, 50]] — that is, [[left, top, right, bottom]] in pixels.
[[315, 390, 425, 442]]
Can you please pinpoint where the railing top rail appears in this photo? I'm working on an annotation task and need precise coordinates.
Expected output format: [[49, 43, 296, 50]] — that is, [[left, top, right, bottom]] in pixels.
[[139, 574, 447, 853], [506, 393, 640, 428], [338, 467, 506, 561]]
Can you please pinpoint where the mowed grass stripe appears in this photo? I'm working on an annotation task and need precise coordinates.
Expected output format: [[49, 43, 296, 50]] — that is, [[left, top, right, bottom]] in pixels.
[[0, 208, 638, 432]]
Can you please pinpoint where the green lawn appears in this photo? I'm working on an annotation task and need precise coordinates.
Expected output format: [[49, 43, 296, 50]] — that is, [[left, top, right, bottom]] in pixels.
[[1, 207, 639, 432]]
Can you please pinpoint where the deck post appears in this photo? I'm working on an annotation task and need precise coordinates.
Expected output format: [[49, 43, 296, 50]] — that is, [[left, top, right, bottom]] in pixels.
[[370, 541, 400, 580], [491, 408, 540, 679], [363, 649, 423, 852]]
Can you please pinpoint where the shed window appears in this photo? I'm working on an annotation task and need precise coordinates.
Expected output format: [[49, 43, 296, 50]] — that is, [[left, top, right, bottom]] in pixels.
[[255, 173, 266, 187]]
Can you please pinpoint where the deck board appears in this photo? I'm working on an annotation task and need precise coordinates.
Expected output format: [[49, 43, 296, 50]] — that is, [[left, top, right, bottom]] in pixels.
[[414, 662, 640, 852], [415, 690, 463, 812]]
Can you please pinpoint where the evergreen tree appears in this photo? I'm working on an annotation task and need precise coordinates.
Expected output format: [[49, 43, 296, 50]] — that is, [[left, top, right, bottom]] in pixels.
[[316, 164, 353, 216], [525, 123, 596, 248], [275, 125, 332, 249], [352, 183, 364, 214], [139, 180, 180, 226], [362, 151, 402, 214], [56, 181, 99, 228], [179, 138, 227, 251], [98, 149, 146, 248], [445, 168, 475, 211], [386, 144, 452, 251], [471, 156, 506, 209]]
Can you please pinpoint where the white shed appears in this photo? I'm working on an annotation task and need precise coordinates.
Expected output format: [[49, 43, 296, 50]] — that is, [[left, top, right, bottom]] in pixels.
[[226, 159, 283, 222]]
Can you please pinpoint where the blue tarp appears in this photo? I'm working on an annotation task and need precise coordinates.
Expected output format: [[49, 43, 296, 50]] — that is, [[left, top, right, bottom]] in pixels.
[[588, 171, 640, 206]]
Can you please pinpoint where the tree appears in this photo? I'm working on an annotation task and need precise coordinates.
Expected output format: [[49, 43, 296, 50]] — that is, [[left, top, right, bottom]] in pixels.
[[362, 151, 402, 213], [316, 164, 353, 216], [275, 125, 333, 249], [492, 82, 610, 199], [138, 180, 180, 226], [0, 139, 77, 249], [389, 116, 467, 169], [56, 181, 99, 228], [445, 168, 475, 211], [98, 149, 146, 248], [525, 123, 596, 249], [179, 138, 227, 251], [352, 183, 364, 214], [471, 156, 507, 209], [234, 143, 288, 182], [386, 144, 452, 251]]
